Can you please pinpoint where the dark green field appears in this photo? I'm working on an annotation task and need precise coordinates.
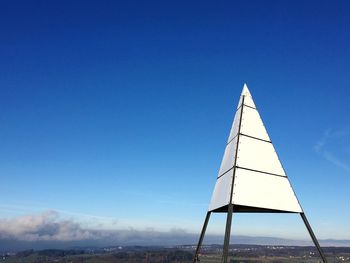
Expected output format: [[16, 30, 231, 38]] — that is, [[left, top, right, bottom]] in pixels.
[[2, 245, 350, 263]]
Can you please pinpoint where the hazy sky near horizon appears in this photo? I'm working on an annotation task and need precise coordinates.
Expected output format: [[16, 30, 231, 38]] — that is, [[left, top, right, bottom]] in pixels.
[[1, 0, 350, 243]]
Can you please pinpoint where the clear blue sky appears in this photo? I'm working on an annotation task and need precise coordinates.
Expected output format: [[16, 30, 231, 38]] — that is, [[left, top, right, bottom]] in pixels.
[[1, 0, 350, 242]]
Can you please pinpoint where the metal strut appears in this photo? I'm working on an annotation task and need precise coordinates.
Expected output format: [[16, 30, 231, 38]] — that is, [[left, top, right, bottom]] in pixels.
[[193, 212, 211, 263], [222, 204, 234, 263], [221, 93, 245, 263], [300, 212, 328, 263]]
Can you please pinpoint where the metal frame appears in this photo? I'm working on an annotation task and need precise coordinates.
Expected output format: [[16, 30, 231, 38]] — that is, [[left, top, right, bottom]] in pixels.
[[301, 212, 328, 263], [222, 203, 233, 263], [222, 95, 245, 263], [193, 211, 328, 263], [193, 97, 245, 263], [192, 212, 211, 263], [193, 93, 328, 263]]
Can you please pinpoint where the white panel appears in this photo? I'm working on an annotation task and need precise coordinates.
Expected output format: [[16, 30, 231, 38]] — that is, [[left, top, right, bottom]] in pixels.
[[240, 106, 270, 141], [209, 170, 233, 211], [232, 168, 302, 212], [218, 137, 237, 177], [227, 107, 242, 143], [243, 96, 256, 108], [237, 96, 243, 109], [237, 136, 286, 176], [236, 95, 256, 109]]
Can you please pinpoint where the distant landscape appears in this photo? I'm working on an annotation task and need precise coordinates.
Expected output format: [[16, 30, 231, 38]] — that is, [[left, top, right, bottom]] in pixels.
[[2, 245, 350, 263], [1, 234, 350, 252]]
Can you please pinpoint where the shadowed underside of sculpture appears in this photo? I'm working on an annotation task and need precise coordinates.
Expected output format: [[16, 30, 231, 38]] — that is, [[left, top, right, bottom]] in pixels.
[[193, 84, 328, 263]]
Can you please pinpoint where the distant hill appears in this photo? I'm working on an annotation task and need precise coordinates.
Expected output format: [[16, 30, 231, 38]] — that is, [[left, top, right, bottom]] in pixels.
[[1, 233, 349, 252], [3, 245, 350, 263]]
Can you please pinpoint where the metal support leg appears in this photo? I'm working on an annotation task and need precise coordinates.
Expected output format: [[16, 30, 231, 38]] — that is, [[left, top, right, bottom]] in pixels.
[[222, 204, 234, 263], [300, 213, 328, 263], [193, 212, 211, 263]]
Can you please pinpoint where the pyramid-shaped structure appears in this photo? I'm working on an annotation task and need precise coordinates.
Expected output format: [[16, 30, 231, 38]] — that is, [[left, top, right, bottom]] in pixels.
[[208, 84, 302, 213], [194, 84, 327, 263]]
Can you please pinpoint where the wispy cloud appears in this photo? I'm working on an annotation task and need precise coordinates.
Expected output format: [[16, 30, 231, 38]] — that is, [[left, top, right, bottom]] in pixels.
[[120, 190, 208, 207], [0, 204, 119, 227], [314, 128, 350, 172]]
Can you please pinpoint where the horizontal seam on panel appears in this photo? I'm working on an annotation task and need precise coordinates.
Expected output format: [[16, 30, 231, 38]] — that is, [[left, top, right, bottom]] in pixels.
[[242, 104, 256, 110], [235, 166, 286, 178], [217, 167, 234, 179], [240, 133, 271, 143], [227, 134, 238, 145]]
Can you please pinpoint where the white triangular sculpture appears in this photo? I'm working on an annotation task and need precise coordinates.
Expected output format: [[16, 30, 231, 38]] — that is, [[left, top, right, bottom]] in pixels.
[[208, 84, 303, 213], [194, 85, 327, 263]]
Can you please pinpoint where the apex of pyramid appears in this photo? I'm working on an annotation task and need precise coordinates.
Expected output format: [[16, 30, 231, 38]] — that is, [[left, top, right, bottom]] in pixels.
[[241, 83, 251, 96], [236, 83, 255, 109]]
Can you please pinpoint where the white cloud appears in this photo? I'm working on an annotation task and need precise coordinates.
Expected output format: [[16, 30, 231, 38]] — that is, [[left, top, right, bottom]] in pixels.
[[0, 211, 349, 250], [315, 128, 350, 172], [0, 210, 95, 241], [0, 210, 193, 244]]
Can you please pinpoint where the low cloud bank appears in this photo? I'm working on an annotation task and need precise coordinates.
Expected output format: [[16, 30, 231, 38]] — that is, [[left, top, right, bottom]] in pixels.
[[0, 211, 349, 251], [0, 211, 203, 250], [0, 210, 94, 241]]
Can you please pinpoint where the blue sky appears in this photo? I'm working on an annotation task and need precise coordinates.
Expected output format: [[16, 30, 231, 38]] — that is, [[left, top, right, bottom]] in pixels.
[[1, 0, 350, 244]]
